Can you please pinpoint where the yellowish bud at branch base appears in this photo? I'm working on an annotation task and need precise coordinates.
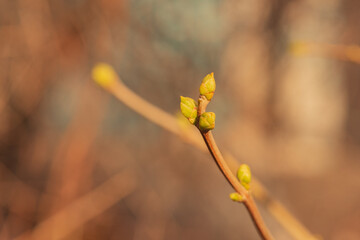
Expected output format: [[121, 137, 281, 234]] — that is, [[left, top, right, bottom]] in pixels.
[[199, 72, 216, 101], [237, 164, 251, 190], [92, 63, 117, 88], [229, 192, 243, 202], [198, 112, 215, 131], [180, 96, 198, 124]]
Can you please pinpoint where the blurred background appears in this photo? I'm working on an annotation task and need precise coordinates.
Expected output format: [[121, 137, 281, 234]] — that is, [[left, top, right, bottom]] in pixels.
[[1, 0, 360, 239]]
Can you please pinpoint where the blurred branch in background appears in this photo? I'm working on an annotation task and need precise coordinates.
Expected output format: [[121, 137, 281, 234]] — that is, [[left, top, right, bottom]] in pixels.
[[91, 63, 318, 240], [42, 81, 106, 214], [14, 170, 137, 240], [291, 42, 360, 65]]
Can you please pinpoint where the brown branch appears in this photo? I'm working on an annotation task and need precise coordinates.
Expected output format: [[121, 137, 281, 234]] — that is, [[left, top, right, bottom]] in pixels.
[[94, 67, 319, 240], [197, 96, 273, 240]]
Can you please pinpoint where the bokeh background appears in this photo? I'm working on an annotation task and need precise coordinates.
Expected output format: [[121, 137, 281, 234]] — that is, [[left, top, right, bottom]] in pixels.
[[1, 0, 360, 239]]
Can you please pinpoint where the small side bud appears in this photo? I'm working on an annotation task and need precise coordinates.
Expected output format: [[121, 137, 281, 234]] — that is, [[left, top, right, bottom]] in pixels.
[[237, 164, 251, 190], [180, 96, 198, 124], [92, 63, 117, 88], [198, 112, 216, 131], [229, 192, 243, 202], [199, 72, 216, 101]]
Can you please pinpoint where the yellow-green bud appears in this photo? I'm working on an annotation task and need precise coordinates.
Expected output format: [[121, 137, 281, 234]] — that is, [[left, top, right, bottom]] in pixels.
[[229, 192, 243, 202], [198, 112, 215, 131], [180, 96, 198, 124], [237, 164, 251, 190], [92, 63, 117, 88], [199, 72, 216, 101]]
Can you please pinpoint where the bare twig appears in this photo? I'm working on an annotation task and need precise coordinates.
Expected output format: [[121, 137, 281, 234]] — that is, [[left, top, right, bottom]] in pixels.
[[92, 64, 319, 240], [197, 95, 273, 240]]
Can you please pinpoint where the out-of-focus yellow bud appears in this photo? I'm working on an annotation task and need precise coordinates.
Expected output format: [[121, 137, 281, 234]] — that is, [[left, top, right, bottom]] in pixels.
[[237, 164, 251, 190], [199, 72, 216, 101], [92, 63, 117, 88], [229, 192, 243, 202], [198, 112, 215, 131], [180, 96, 198, 124], [289, 42, 310, 56]]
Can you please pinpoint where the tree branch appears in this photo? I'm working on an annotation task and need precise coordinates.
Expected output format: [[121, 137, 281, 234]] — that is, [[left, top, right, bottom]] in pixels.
[[197, 95, 273, 240], [91, 63, 319, 240]]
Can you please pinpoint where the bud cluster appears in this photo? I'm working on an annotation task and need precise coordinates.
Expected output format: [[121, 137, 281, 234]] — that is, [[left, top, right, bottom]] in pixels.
[[180, 73, 217, 130]]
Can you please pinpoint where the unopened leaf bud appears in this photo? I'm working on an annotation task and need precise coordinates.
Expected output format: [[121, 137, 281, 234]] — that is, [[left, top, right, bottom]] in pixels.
[[199, 72, 216, 101], [237, 164, 251, 190], [198, 112, 215, 131], [180, 96, 198, 124], [229, 192, 244, 202]]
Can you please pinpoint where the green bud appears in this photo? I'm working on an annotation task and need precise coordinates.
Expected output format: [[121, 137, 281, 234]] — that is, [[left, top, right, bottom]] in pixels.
[[229, 192, 243, 202], [237, 164, 251, 190], [199, 72, 216, 101], [198, 112, 215, 131], [180, 96, 198, 124]]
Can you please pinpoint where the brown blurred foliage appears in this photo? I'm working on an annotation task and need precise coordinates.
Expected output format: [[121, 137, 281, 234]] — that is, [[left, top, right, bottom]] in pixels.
[[1, 0, 360, 239]]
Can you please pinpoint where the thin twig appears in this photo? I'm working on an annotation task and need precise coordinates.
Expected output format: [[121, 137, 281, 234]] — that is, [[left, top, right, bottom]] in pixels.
[[97, 71, 319, 240], [197, 95, 273, 240]]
